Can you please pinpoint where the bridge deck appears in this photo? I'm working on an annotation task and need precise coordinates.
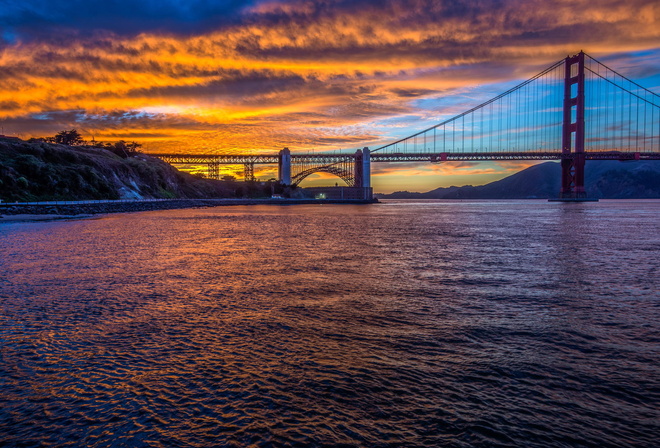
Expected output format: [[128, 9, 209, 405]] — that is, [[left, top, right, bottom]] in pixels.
[[150, 151, 660, 164]]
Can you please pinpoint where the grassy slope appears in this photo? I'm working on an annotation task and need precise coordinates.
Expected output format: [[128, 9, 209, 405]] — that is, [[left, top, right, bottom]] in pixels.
[[0, 138, 238, 201]]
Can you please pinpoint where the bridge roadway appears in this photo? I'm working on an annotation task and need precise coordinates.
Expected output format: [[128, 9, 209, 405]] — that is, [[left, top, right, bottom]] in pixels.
[[150, 151, 660, 164]]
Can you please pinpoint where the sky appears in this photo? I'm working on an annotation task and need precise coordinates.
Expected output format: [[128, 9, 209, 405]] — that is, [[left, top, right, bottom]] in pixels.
[[1, 0, 659, 192]]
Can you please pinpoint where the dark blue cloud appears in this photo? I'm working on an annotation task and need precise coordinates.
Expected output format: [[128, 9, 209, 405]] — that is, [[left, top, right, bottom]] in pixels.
[[0, 0, 511, 43], [0, 0, 260, 41]]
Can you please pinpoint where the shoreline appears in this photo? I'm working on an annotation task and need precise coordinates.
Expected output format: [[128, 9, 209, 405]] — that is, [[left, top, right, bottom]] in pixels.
[[0, 213, 97, 223], [0, 198, 378, 222]]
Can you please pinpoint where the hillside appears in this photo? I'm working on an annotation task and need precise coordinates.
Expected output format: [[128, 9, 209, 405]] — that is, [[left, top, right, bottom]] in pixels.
[[0, 137, 250, 202], [379, 161, 660, 199]]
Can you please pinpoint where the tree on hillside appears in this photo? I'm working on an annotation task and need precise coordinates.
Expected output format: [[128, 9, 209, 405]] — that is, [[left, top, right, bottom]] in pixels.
[[40, 129, 143, 157], [47, 129, 84, 145], [105, 140, 142, 158]]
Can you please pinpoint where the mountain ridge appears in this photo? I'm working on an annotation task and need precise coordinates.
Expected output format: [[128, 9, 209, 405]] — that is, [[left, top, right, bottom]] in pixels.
[[377, 161, 660, 199]]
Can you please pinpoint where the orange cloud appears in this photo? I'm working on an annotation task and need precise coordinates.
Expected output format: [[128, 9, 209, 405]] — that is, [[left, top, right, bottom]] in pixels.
[[0, 0, 657, 191]]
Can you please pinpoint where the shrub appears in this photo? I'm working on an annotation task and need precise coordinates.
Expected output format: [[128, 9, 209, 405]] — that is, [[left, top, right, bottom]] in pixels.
[[17, 176, 29, 189]]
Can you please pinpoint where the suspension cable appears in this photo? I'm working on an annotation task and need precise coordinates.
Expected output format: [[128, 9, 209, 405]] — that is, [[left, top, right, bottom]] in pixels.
[[373, 59, 565, 152]]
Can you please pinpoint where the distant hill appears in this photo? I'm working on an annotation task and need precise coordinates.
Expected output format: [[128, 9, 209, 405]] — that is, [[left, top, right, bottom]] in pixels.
[[378, 161, 660, 199], [0, 137, 265, 202]]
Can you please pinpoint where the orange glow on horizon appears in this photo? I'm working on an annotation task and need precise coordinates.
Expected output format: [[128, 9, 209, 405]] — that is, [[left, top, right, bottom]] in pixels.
[[1, 0, 658, 191]]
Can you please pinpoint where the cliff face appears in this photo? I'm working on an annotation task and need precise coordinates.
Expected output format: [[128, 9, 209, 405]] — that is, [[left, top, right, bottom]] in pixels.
[[380, 161, 660, 199], [0, 138, 235, 201]]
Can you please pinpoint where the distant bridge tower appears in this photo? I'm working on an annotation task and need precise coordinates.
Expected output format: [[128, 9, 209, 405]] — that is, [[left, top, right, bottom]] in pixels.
[[561, 51, 586, 199], [278, 147, 292, 185]]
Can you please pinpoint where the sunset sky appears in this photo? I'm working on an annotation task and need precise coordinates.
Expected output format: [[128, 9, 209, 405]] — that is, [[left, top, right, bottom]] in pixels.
[[1, 0, 659, 192]]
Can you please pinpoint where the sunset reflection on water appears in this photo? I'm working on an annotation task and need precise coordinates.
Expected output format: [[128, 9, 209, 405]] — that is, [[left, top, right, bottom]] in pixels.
[[1, 200, 658, 447]]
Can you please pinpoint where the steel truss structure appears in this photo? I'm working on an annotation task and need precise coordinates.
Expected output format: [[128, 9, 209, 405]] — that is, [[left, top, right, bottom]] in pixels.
[[290, 155, 355, 186]]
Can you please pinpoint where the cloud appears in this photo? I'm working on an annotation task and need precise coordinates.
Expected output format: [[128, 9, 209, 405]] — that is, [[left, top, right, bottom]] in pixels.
[[0, 0, 257, 40], [0, 0, 658, 168]]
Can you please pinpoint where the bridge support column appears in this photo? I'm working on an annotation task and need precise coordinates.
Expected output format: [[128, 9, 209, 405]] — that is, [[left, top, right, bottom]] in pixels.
[[244, 162, 255, 182], [361, 147, 372, 200], [354, 149, 364, 188], [207, 162, 220, 180], [278, 147, 291, 185], [362, 147, 371, 189], [354, 147, 372, 200], [560, 51, 588, 200]]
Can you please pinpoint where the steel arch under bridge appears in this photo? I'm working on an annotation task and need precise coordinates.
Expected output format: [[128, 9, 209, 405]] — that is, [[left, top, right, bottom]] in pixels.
[[290, 155, 356, 186]]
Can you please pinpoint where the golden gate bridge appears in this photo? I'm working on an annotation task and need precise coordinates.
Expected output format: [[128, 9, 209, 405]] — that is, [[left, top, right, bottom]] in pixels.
[[150, 52, 660, 200]]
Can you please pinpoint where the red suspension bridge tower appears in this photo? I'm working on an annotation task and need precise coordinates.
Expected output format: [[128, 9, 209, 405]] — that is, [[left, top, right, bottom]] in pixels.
[[560, 51, 588, 200]]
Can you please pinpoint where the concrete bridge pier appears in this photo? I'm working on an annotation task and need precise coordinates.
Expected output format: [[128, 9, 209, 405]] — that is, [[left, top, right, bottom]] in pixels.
[[354, 148, 363, 187], [354, 147, 371, 188], [278, 147, 291, 185], [353, 147, 372, 199], [362, 147, 370, 189]]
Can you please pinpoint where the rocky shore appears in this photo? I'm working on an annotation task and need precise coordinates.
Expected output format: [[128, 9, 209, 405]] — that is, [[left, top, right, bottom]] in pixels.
[[0, 198, 378, 221]]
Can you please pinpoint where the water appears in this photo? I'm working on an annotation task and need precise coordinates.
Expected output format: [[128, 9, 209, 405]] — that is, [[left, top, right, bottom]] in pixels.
[[1, 200, 658, 447]]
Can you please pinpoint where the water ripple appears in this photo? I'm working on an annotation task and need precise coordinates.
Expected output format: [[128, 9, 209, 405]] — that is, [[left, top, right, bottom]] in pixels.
[[1, 201, 658, 447]]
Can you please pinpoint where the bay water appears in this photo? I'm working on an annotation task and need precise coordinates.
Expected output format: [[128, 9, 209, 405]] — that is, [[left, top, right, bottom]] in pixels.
[[1, 200, 658, 447]]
